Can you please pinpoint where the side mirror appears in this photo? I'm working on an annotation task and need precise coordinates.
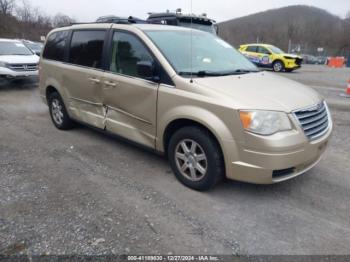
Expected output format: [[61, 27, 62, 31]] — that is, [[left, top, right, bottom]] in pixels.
[[137, 61, 159, 82]]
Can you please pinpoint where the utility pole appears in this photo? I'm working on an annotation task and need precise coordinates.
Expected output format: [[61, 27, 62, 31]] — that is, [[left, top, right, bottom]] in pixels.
[[288, 39, 292, 53]]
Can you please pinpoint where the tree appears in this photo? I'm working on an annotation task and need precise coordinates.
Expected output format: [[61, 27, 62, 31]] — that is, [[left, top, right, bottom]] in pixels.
[[52, 13, 75, 27], [0, 0, 15, 15], [15, 0, 34, 22]]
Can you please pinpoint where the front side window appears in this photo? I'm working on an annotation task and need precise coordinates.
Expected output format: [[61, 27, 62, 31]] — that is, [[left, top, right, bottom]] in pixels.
[[43, 31, 69, 61], [257, 46, 271, 55], [109, 31, 154, 79], [268, 45, 285, 54], [145, 30, 257, 76], [69, 30, 106, 68]]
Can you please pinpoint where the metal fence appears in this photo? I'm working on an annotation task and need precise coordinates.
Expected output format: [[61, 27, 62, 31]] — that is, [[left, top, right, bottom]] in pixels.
[[289, 43, 350, 58]]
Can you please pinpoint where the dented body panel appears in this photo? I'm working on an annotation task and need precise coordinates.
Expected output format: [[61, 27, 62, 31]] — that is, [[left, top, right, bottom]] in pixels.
[[102, 72, 159, 148]]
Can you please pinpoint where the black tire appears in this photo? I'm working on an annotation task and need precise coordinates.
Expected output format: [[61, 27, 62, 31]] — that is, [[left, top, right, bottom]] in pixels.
[[168, 126, 225, 191], [47, 92, 74, 130], [272, 60, 285, 72]]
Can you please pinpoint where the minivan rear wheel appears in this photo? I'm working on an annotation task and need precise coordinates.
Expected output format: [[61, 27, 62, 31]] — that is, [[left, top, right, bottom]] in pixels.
[[48, 92, 74, 130], [168, 126, 224, 191]]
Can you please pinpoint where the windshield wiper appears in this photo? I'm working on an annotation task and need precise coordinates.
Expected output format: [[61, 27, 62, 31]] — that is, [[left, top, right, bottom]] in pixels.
[[179, 69, 260, 77], [179, 70, 233, 77], [226, 69, 260, 75]]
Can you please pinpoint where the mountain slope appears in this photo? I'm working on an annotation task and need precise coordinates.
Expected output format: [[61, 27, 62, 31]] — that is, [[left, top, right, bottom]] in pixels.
[[219, 5, 350, 56]]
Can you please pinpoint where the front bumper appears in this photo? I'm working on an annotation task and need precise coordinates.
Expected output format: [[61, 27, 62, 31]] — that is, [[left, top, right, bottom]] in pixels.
[[223, 114, 332, 184], [284, 58, 303, 69], [0, 67, 38, 78]]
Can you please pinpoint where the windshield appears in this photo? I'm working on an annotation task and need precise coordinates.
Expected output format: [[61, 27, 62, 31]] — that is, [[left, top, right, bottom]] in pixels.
[[268, 45, 285, 54], [178, 19, 216, 34], [145, 30, 257, 76], [0, 41, 33, 55]]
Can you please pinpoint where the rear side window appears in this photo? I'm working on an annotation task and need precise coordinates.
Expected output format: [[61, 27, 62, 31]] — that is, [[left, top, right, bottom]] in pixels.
[[69, 30, 106, 68], [43, 31, 69, 61], [246, 46, 257, 52]]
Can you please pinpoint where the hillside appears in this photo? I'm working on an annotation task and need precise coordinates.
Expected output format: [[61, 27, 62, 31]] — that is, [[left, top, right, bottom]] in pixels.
[[219, 5, 350, 56]]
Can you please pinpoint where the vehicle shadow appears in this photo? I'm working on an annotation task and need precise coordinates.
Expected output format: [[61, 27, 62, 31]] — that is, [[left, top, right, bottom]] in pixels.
[[0, 77, 38, 91], [69, 120, 309, 200], [210, 169, 313, 203]]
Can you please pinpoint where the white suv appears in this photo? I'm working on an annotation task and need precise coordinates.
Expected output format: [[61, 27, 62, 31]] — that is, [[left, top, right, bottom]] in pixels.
[[0, 39, 39, 79]]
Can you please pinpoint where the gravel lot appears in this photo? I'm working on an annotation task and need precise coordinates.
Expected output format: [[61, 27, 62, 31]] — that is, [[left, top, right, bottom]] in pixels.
[[0, 65, 350, 256]]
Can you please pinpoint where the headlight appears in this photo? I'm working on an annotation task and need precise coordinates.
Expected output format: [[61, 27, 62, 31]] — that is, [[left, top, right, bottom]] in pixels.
[[0, 61, 7, 67], [239, 110, 292, 135]]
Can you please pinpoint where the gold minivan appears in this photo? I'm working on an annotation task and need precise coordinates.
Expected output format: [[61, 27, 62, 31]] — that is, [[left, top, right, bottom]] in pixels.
[[39, 23, 332, 191]]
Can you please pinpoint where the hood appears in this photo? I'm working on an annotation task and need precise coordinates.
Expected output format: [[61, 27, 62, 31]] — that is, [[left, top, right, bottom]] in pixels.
[[0, 55, 39, 64], [281, 53, 301, 59], [194, 72, 322, 112]]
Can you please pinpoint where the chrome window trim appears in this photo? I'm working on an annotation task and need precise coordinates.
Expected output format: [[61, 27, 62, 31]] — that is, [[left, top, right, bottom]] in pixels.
[[103, 70, 160, 86]]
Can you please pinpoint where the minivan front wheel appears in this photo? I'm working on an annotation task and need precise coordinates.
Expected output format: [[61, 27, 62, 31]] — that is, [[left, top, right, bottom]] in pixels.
[[168, 126, 224, 191], [48, 92, 74, 130]]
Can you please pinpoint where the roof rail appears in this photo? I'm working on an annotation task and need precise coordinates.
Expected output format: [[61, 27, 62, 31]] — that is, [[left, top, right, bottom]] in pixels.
[[96, 15, 147, 24], [69, 16, 147, 26]]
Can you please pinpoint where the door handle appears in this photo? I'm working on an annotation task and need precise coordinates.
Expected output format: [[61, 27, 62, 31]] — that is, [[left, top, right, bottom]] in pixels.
[[104, 81, 117, 87], [88, 77, 101, 84]]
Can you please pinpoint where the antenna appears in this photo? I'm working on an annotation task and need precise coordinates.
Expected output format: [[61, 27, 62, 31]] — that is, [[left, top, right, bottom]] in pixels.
[[190, 0, 193, 83]]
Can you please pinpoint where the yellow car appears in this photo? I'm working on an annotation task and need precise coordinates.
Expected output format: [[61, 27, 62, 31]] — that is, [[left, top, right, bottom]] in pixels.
[[239, 44, 303, 72]]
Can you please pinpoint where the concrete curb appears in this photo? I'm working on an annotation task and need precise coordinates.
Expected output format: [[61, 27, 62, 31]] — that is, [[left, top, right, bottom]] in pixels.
[[327, 98, 350, 111]]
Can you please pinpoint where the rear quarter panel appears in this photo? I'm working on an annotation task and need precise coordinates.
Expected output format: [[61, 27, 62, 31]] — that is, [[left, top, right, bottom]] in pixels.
[[39, 59, 69, 104]]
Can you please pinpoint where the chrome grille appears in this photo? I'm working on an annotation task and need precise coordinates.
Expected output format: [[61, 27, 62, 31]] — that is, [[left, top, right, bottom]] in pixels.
[[8, 63, 38, 72], [294, 101, 330, 140], [295, 58, 303, 66]]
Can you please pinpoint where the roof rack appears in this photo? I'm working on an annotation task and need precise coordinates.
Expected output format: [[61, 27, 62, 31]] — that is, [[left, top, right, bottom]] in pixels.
[[147, 9, 216, 23]]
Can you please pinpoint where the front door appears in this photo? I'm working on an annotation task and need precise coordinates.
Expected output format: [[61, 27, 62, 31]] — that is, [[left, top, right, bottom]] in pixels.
[[256, 46, 273, 67], [102, 30, 159, 148]]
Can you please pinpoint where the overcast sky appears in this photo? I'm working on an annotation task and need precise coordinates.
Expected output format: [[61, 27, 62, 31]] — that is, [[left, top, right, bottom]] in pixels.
[[28, 0, 349, 22]]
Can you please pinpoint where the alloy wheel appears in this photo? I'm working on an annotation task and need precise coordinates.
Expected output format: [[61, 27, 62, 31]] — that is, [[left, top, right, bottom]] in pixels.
[[274, 62, 283, 72], [174, 139, 208, 182], [51, 98, 64, 125]]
